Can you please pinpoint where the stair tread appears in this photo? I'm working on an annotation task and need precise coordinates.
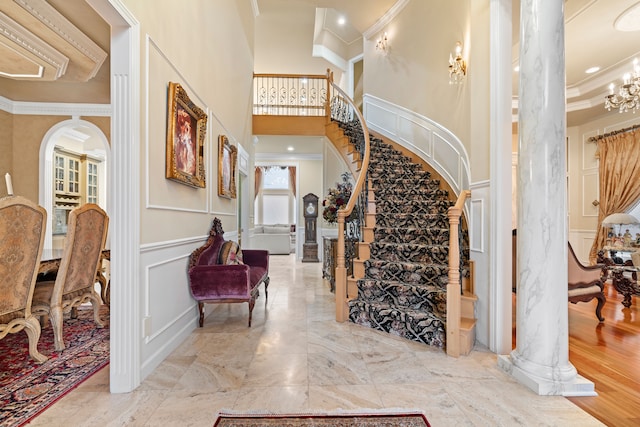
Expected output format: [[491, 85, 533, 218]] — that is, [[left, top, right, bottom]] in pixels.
[[460, 317, 477, 330]]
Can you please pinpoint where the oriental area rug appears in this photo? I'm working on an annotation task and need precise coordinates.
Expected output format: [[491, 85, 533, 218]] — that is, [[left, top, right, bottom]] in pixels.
[[213, 411, 431, 427], [0, 307, 109, 427]]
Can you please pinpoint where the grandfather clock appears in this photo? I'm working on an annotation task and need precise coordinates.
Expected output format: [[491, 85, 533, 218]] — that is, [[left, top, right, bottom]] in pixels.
[[302, 193, 319, 262]]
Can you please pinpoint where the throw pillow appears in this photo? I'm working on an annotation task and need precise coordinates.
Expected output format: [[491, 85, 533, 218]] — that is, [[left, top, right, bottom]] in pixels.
[[219, 241, 244, 265]]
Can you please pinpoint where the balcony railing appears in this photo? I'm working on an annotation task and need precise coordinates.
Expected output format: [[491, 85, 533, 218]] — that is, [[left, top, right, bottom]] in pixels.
[[253, 73, 329, 117]]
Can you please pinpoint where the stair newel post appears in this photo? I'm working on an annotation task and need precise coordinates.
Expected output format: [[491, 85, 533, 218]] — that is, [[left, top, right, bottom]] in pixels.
[[446, 207, 462, 357], [446, 189, 471, 358], [335, 214, 348, 322], [325, 68, 333, 123]]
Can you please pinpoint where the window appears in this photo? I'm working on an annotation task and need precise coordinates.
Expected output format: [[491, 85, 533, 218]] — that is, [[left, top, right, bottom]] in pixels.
[[52, 148, 102, 235], [87, 161, 98, 204], [261, 194, 290, 224], [263, 166, 289, 190], [255, 166, 295, 225]]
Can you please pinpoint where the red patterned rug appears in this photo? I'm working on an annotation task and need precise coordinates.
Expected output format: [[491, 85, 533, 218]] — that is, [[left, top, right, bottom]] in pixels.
[[213, 411, 430, 426], [0, 307, 109, 427]]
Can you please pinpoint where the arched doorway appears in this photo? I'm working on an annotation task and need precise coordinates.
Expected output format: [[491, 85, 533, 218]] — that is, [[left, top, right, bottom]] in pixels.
[[39, 119, 110, 251]]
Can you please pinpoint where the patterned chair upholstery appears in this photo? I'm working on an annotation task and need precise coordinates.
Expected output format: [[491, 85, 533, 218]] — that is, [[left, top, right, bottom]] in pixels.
[[0, 196, 48, 363], [188, 218, 269, 327], [32, 204, 109, 351]]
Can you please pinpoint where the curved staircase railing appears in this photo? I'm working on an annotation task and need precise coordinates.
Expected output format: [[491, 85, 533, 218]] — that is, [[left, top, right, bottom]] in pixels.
[[326, 71, 371, 322], [252, 70, 475, 356]]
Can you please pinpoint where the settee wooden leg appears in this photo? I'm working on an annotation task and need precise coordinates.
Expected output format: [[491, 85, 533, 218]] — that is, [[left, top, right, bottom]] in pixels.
[[595, 294, 606, 322], [248, 298, 256, 327], [264, 277, 270, 303], [198, 302, 205, 327]]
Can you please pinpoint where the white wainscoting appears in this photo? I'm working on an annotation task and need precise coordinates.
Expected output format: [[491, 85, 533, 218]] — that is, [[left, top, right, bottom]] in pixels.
[[139, 236, 207, 379], [469, 181, 490, 349], [569, 229, 597, 265], [363, 94, 470, 195]]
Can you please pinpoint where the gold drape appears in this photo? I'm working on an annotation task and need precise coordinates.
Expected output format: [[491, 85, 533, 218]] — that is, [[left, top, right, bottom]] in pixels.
[[254, 166, 263, 200], [288, 166, 296, 197], [589, 129, 640, 264]]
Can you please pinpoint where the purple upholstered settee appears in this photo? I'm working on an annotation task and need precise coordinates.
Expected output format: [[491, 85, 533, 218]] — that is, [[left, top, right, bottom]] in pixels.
[[188, 218, 269, 327]]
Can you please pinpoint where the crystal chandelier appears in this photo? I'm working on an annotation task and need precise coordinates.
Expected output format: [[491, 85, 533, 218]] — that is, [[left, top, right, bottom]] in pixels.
[[604, 58, 640, 113]]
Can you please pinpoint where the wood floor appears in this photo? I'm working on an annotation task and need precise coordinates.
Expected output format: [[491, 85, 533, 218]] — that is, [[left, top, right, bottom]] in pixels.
[[514, 284, 640, 427]]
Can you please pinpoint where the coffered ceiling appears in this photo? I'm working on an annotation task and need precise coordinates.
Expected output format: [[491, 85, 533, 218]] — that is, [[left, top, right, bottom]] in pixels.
[[0, 0, 110, 104]]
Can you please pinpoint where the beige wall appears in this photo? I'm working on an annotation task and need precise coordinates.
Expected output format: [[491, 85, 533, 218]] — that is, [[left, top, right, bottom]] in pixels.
[[363, 0, 473, 159], [0, 110, 12, 196], [254, 0, 343, 83], [297, 158, 324, 230], [122, 0, 255, 243], [2, 114, 109, 201], [468, 0, 490, 182]]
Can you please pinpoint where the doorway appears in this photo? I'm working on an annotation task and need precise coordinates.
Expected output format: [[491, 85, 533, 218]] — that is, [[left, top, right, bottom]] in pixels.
[[39, 119, 110, 251]]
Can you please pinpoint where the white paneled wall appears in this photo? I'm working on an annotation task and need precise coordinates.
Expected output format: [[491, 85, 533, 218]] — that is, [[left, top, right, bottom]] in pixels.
[[363, 94, 470, 195]]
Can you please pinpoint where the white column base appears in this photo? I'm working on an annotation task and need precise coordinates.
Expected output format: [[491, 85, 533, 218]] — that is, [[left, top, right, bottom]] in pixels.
[[498, 355, 597, 396]]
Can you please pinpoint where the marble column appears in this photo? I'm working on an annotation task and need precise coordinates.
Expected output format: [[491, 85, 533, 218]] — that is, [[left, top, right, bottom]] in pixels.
[[497, 0, 595, 396]]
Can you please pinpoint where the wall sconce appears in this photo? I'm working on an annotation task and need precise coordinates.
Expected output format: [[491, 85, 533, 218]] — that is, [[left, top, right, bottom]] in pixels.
[[375, 32, 388, 54], [449, 41, 467, 84]]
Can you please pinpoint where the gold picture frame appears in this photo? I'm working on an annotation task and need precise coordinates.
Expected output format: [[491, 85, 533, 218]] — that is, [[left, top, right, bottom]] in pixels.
[[165, 82, 207, 188], [218, 135, 237, 199]]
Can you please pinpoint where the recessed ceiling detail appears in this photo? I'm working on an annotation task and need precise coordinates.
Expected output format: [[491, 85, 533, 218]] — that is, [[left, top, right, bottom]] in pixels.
[[0, 11, 68, 80], [0, 0, 107, 82], [614, 2, 640, 31]]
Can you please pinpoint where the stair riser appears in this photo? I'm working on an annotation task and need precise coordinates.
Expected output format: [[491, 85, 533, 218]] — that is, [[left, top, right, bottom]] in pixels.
[[349, 300, 446, 348], [374, 228, 450, 245], [365, 260, 449, 288], [375, 214, 449, 229], [369, 243, 449, 265], [356, 279, 446, 318], [374, 201, 453, 215]]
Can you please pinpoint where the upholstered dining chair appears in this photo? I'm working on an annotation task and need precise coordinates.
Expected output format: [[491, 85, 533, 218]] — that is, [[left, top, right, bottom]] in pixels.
[[0, 195, 48, 363], [32, 204, 109, 351]]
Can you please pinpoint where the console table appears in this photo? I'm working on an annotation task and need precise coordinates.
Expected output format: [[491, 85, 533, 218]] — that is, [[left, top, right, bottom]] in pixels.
[[598, 248, 640, 308], [608, 266, 640, 308]]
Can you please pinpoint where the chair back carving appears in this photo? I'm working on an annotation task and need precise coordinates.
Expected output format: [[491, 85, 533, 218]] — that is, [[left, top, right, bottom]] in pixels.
[[52, 204, 109, 301], [0, 196, 46, 322], [189, 217, 225, 269]]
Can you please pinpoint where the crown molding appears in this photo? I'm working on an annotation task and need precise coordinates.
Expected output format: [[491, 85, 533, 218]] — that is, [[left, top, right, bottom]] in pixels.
[[14, 0, 107, 80], [0, 95, 111, 116], [363, 0, 410, 40]]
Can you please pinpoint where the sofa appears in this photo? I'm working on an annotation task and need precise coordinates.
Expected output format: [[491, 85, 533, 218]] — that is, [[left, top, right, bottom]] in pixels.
[[188, 218, 269, 327], [250, 224, 292, 255]]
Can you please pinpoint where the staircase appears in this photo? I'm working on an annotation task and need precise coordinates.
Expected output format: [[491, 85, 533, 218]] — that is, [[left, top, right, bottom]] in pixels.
[[328, 120, 475, 353]]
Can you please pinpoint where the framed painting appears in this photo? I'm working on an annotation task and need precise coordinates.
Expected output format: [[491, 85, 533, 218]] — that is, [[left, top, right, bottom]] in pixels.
[[165, 82, 207, 188], [218, 135, 237, 199]]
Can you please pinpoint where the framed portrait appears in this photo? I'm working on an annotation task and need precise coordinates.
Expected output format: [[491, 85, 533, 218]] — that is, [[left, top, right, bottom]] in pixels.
[[218, 135, 237, 199], [165, 82, 207, 188]]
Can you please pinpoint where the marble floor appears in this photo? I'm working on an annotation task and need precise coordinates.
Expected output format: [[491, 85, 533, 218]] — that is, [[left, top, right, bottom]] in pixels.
[[28, 254, 603, 426]]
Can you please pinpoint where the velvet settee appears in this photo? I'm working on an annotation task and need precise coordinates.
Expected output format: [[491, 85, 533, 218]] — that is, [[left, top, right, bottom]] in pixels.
[[188, 218, 270, 327]]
